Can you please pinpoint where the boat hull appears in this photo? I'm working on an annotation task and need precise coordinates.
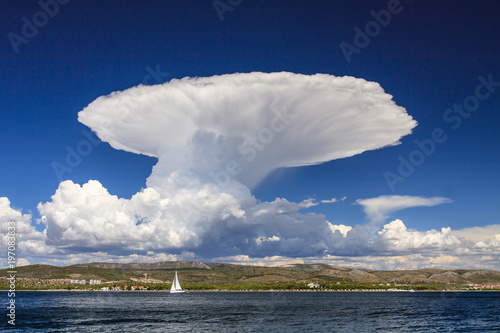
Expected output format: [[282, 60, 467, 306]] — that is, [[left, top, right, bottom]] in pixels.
[[170, 290, 185, 293]]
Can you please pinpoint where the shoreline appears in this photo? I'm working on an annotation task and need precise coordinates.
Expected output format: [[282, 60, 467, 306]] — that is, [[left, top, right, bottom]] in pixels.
[[5, 289, 499, 293]]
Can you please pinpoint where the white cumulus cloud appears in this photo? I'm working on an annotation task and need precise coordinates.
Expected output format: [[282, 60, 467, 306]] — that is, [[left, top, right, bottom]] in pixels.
[[451, 225, 500, 243], [0, 197, 55, 266]]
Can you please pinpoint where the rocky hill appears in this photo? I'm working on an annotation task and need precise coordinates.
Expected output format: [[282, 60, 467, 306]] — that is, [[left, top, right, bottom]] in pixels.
[[71, 260, 212, 271]]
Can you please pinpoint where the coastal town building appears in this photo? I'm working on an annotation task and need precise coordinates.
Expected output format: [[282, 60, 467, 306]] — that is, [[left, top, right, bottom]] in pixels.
[[70, 279, 86, 285]]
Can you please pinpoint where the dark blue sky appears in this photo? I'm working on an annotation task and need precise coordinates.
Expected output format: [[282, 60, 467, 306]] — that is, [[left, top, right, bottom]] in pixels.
[[1, 0, 499, 234]]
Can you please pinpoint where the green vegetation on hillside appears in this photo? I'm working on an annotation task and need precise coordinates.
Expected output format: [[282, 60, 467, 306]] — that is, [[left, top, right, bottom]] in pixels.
[[2, 261, 500, 291]]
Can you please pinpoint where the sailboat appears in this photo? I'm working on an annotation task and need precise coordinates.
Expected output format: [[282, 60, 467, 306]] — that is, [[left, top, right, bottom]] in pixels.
[[170, 270, 185, 293]]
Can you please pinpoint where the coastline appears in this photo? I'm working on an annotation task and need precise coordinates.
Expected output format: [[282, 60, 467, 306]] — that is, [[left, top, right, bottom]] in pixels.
[[5, 289, 499, 293]]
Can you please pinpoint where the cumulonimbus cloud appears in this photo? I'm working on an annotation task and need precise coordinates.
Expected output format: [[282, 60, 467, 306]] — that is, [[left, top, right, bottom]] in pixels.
[[20, 72, 438, 263], [78, 72, 417, 189]]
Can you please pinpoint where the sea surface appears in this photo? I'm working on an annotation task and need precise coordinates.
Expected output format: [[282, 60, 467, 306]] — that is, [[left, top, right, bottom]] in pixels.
[[2, 291, 499, 332]]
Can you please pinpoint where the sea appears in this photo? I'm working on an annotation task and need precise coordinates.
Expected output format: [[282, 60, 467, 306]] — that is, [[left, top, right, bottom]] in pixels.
[[2, 291, 499, 332]]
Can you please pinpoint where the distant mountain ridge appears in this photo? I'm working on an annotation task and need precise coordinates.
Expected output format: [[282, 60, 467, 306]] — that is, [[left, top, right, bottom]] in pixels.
[[2, 261, 500, 286], [71, 260, 212, 270]]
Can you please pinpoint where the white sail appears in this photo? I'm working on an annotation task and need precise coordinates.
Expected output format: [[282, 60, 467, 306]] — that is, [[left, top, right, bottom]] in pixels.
[[170, 270, 185, 293], [174, 272, 181, 289], [170, 277, 176, 291]]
